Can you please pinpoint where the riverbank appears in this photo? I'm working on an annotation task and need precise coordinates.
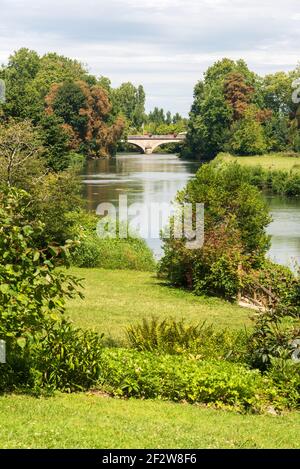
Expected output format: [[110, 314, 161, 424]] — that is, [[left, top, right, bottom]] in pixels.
[[218, 152, 300, 172]]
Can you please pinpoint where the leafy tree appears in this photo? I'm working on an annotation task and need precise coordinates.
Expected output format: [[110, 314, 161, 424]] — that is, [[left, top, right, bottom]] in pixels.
[[182, 58, 285, 159], [148, 107, 165, 126], [173, 112, 183, 124], [33, 52, 93, 98], [45, 80, 125, 158], [98, 76, 112, 93], [113, 82, 146, 129], [0, 48, 40, 119], [0, 118, 44, 188], [166, 111, 172, 125], [0, 188, 80, 340], [39, 114, 71, 171], [0, 118, 82, 244], [261, 71, 294, 115], [224, 72, 254, 120], [228, 106, 268, 155], [0, 49, 92, 122]]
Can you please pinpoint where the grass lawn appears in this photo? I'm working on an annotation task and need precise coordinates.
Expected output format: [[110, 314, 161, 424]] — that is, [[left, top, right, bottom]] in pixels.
[[3, 267, 297, 449], [219, 152, 300, 172], [0, 393, 299, 449], [65, 268, 251, 342]]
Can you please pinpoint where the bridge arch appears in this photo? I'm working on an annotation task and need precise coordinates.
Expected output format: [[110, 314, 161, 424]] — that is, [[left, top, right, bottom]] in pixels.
[[148, 140, 184, 153], [126, 141, 146, 153], [125, 135, 186, 154]]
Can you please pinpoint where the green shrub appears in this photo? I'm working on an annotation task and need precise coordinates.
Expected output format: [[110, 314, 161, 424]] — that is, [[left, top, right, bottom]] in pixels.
[[29, 320, 103, 392], [126, 317, 247, 362], [243, 260, 298, 310], [247, 309, 300, 370], [159, 161, 271, 300], [266, 358, 300, 408], [0, 188, 80, 341], [99, 348, 279, 412], [71, 233, 102, 268], [72, 233, 156, 271], [0, 320, 103, 394]]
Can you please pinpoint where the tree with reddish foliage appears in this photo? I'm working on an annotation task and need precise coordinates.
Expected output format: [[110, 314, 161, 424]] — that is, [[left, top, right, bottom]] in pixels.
[[224, 72, 254, 121], [45, 80, 125, 158]]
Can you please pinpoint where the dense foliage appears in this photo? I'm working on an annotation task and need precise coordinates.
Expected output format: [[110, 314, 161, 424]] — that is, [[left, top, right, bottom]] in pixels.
[[0, 319, 103, 394], [0, 189, 80, 340], [0, 189, 104, 395], [99, 348, 281, 412], [183, 58, 300, 159], [159, 161, 273, 300], [218, 153, 300, 196], [126, 317, 246, 361]]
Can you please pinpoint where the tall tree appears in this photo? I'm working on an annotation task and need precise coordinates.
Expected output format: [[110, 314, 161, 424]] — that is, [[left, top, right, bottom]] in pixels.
[[224, 72, 254, 121], [112, 82, 145, 129], [0, 48, 40, 119], [46, 80, 125, 158]]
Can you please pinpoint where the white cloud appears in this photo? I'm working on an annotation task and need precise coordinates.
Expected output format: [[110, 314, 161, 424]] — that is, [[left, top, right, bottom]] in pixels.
[[0, 0, 299, 114]]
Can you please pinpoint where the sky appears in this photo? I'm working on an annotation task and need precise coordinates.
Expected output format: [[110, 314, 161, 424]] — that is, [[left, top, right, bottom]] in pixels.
[[0, 0, 299, 115]]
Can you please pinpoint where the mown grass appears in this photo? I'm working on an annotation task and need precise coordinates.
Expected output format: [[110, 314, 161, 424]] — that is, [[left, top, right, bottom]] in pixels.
[[219, 152, 300, 172], [0, 394, 299, 449], [3, 268, 299, 448], [66, 268, 251, 342]]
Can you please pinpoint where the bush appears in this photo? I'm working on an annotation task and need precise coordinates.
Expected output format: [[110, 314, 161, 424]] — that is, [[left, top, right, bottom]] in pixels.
[[266, 358, 300, 408], [159, 161, 271, 300], [99, 348, 279, 412], [247, 308, 300, 370], [28, 320, 103, 392], [126, 317, 247, 362], [0, 320, 103, 394], [0, 188, 80, 341], [71, 233, 102, 268], [72, 232, 156, 271], [242, 260, 298, 310]]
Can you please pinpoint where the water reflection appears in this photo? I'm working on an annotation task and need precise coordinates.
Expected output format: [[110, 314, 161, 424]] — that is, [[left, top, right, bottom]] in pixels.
[[267, 196, 300, 270]]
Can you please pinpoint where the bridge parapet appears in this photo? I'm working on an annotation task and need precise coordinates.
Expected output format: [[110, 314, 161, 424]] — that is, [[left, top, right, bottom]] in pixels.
[[125, 134, 186, 154]]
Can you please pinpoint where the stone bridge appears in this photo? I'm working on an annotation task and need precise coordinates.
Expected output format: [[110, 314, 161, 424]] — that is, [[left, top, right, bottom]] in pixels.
[[126, 134, 186, 154]]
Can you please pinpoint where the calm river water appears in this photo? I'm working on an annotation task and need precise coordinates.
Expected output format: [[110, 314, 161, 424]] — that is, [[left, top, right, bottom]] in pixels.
[[82, 153, 300, 269]]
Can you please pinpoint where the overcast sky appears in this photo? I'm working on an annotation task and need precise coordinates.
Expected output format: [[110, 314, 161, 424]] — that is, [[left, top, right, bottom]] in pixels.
[[0, 0, 299, 115]]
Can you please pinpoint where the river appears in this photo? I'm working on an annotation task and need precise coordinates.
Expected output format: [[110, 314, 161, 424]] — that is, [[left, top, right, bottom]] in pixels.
[[82, 153, 300, 269]]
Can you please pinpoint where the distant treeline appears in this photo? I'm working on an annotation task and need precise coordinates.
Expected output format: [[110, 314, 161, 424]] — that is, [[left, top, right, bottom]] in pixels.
[[0, 48, 187, 168], [182, 58, 300, 159]]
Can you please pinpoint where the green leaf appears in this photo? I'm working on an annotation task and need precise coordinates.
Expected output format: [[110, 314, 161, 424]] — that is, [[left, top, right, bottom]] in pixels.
[[17, 337, 26, 349]]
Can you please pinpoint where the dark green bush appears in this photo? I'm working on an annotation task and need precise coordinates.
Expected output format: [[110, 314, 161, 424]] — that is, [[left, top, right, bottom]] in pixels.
[[247, 309, 300, 370], [266, 358, 300, 408], [29, 320, 103, 392], [99, 348, 279, 412], [0, 320, 103, 394], [71, 233, 102, 268], [126, 317, 247, 362]]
